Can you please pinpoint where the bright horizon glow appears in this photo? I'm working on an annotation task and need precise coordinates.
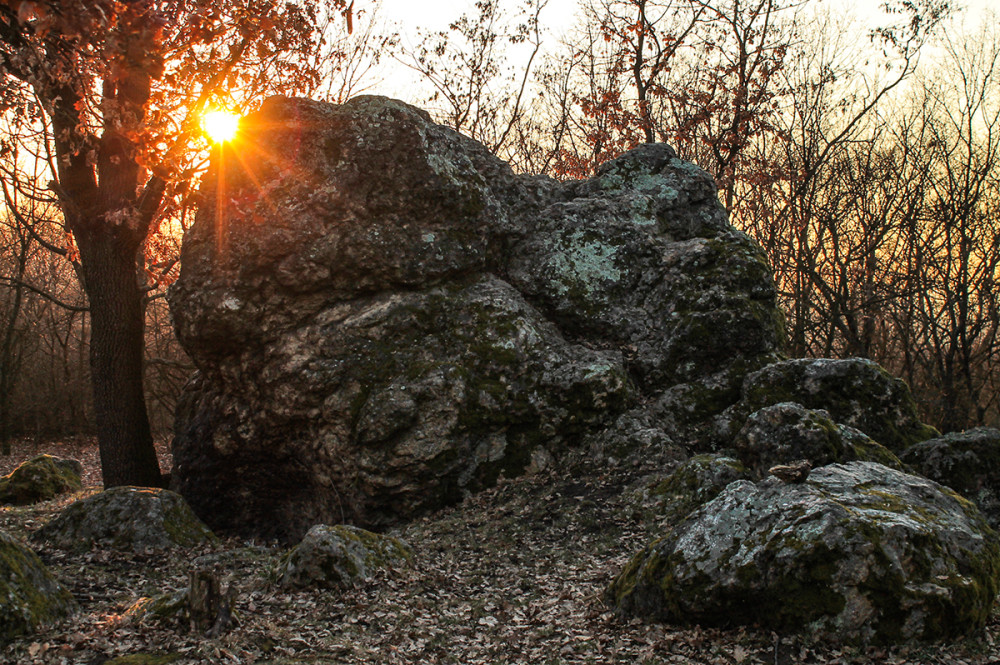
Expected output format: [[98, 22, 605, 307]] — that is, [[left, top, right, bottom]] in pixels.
[[203, 110, 240, 143]]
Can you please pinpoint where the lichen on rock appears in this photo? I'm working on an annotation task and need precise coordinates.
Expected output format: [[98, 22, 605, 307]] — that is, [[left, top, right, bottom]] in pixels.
[[275, 524, 412, 589], [609, 461, 1000, 644], [34, 486, 215, 551], [0, 454, 83, 506], [0, 530, 76, 643]]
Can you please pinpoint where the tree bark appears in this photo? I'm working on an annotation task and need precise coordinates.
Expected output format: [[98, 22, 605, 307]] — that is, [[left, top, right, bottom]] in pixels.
[[75, 226, 162, 488]]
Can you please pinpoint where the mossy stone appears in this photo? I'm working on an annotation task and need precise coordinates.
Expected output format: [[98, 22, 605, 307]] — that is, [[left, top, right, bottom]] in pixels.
[[34, 486, 216, 551], [276, 524, 412, 589], [734, 402, 904, 477], [736, 358, 938, 453], [610, 462, 1000, 645], [0, 530, 76, 643], [649, 454, 749, 523], [0, 454, 83, 505]]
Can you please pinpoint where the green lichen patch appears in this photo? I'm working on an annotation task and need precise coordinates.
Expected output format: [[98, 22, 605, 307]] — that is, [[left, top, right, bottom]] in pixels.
[[0, 455, 83, 506], [33, 486, 216, 552], [275, 524, 412, 590], [0, 530, 76, 643]]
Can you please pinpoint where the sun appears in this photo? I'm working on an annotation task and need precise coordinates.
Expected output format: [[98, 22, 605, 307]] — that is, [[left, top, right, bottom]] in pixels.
[[202, 110, 240, 143]]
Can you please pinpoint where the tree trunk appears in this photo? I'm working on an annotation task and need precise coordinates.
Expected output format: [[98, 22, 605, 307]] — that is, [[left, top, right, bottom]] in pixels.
[[76, 228, 161, 488]]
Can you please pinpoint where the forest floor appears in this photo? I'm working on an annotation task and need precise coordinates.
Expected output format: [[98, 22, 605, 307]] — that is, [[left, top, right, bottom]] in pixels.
[[2, 438, 1000, 665]]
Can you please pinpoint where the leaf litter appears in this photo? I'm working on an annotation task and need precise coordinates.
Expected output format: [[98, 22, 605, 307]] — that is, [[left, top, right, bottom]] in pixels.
[[2, 437, 999, 664]]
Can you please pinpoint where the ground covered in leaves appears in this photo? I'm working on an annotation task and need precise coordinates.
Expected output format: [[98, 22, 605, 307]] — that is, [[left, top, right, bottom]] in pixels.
[[2, 438, 1000, 664]]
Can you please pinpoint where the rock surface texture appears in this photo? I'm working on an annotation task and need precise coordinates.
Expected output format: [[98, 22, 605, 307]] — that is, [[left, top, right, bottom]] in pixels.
[[275, 524, 412, 589], [34, 487, 215, 551], [0, 454, 83, 506], [0, 530, 76, 643], [734, 402, 902, 477], [717, 358, 938, 452], [609, 461, 1000, 644], [902, 427, 1000, 529], [168, 96, 784, 540]]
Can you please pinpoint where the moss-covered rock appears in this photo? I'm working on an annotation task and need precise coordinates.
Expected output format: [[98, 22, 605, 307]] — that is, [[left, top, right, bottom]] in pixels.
[[609, 461, 1000, 645], [721, 358, 937, 453], [648, 454, 750, 524], [0, 454, 83, 506], [734, 402, 903, 477], [902, 427, 1000, 530], [275, 524, 412, 589], [33, 486, 215, 551], [0, 530, 76, 643]]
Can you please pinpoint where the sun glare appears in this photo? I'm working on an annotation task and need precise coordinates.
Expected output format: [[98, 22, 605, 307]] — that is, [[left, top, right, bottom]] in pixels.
[[203, 110, 240, 143]]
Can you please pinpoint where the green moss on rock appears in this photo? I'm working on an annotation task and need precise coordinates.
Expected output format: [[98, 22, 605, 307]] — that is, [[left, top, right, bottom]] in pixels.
[[736, 359, 938, 453], [33, 486, 216, 551], [0, 530, 76, 643], [610, 462, 1000, 645], [276, 524, 412, 589], [734, 402, 903, 477], [649, 454, 749, 523], [0, 454, 83, 506]]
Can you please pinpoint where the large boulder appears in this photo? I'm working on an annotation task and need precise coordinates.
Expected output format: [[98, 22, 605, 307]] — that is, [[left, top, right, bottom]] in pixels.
[[902, 427, 1000, 529], [609, 461, 1000, 644], [0, 454, 83, 505], [718, 358, 938, 452], [0, 530, 76, 643], [168, 96, 784, 540], [34, 487, 215, 551]]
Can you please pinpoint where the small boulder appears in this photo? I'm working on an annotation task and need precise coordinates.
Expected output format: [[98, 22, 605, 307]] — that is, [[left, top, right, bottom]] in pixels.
[[902, 427, 1000, 529], [275, 524, 412, 589], [734, 402, 903, 477], [647, 454, 749, 524], [34, 486, 215, 551], [721, 358, 938, 452], [0, 530, 76, 643], [0, 454, 83, 505], [609, 461, 1000, 644]]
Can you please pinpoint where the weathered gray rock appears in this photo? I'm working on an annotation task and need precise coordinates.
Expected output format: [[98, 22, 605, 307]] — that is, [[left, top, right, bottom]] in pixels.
[[734, 402, 903, 477], [34, 487, 215, 551], [168, 96, 783, 540], [0, 454, 83, 505], [275, 524, 412, 589], [718, 358, 938, 452], [609, 461, 1000, 644], [647, 454, 749, 524], [0, 530, 76, 643], [902, 427, 1000, 529]]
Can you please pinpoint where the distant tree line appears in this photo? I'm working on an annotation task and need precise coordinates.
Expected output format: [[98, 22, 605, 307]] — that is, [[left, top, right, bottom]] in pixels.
[[0, 0, 995, 456]]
